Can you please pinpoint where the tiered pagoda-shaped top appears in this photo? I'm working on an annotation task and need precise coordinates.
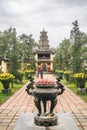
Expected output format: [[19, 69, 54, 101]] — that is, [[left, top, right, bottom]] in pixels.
[[39, 29, 50, 51]]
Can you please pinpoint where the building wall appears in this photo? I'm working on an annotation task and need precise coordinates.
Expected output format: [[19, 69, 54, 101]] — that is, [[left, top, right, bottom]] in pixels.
[[34, 53, 54, 72], [1, 61, 7, 72]]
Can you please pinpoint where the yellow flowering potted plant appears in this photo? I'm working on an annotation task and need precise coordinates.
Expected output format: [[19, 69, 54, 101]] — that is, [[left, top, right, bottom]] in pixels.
[[74, 73, 87, 89], [0, 73, 15, 93]]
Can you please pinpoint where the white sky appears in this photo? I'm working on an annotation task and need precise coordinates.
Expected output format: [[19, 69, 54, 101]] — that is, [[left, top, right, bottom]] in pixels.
[[0, 0, 87, 47]]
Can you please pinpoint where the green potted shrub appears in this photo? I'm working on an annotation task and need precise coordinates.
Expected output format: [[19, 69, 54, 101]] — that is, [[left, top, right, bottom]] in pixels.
[[64, 71, 72, 82], [17, 70, 24, 83], [24, 69, 35, 79], [55, 70, 63, 79]]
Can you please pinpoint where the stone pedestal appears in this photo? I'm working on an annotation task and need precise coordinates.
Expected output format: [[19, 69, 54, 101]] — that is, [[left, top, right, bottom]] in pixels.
[[13, 112, 79, 130], [34, 113, 58, 126], [2, 89, 11, 94]]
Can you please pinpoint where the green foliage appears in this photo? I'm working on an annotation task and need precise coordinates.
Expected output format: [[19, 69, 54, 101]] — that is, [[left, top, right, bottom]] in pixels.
[[54, 20, 87, 75], [0, 79, 28, 105], [0, 27, 20, 76], [0, 69, 2, 73], [54, 38, 71, 70], [0, 27, 37, 77], [19, 33, 37, 68], [24, 69, 35, 79], [17, 70, 24, 81], [70, 20, 87, 73], [54, 49, 63, 70], [62, 79, 87, 102], [64, 70, 72, 81], [55, 70, 64, 78]]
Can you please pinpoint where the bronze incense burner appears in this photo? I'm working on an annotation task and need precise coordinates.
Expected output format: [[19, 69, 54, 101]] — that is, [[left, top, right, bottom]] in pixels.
[[26, 76, 65, 126]]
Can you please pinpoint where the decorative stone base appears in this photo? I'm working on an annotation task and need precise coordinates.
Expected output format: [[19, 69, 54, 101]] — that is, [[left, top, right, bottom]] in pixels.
[[78, 88, 86, 93], [34, 113, 58, 126], [2, 89, 11, 94], [13, 112, 79, 130]]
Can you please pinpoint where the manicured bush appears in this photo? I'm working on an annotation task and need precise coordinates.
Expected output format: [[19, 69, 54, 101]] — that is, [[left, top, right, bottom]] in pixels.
[[64, 71, 72, 82], [55, 70, 63, 79], [24, 69, 35, 79], [17, 70, 24, 82]]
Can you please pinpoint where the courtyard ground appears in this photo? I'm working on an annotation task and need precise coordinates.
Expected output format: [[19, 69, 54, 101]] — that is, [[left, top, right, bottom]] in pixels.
[[0, 74, 87, 130]]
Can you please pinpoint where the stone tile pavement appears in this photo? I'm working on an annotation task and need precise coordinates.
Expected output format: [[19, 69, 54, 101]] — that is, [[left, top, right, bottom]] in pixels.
[[0, 74, 87, 130]]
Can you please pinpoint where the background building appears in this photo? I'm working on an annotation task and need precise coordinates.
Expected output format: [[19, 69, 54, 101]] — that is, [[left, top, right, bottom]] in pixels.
[[34, 29, 54, 72], [0, 57, 10, 72]]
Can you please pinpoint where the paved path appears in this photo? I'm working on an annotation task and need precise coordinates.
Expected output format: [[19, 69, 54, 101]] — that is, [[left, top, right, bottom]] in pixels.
[[0, 74, 87, 130]]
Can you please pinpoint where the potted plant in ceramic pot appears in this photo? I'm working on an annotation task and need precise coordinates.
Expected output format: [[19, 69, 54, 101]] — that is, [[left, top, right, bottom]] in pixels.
[[0, 73, 15, 93], [74, 72, 87, 92]]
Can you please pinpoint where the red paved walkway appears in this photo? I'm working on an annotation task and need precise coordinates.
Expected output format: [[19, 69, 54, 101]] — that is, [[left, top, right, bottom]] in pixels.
[[0, 74, 87, 130]]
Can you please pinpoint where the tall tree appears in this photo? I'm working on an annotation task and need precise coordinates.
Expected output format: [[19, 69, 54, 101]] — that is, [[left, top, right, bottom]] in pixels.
[[8, 27, 20, 76], [54, 48, 63, 70], [19, 34, 37, 69], [0, 27, 20, 76], [54, 38, 71, 70], [70, 20, 83, 73], [59, 38, 71, 70]]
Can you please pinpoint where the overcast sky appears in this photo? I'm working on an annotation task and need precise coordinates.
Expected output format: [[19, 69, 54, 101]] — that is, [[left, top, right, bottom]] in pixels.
[[0, 0, 87, 47]]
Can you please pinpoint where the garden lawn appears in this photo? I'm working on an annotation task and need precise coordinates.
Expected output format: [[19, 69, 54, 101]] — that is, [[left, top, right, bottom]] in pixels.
[[62, 79, 87, 102], [0, 79, 28, 105]]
